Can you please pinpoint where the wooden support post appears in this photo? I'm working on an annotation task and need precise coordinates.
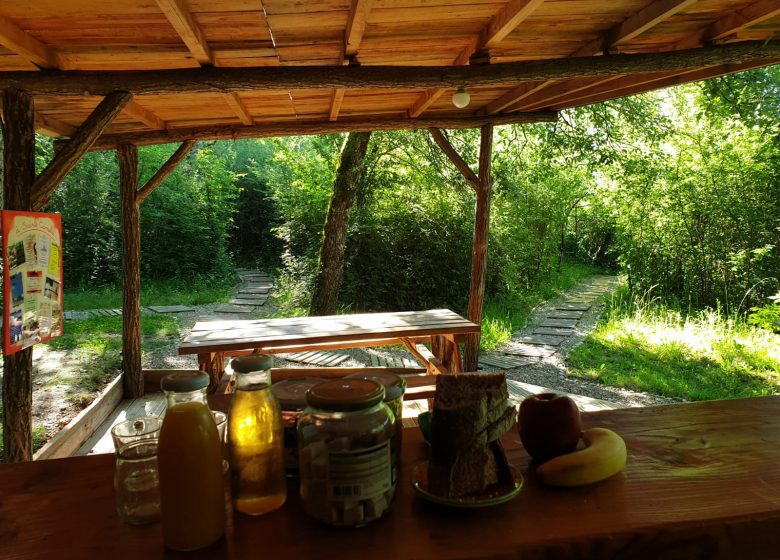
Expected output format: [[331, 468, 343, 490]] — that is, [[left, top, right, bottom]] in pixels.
[[118, 143, 143, 398], [2, 88, 36, 462], [464, 123, 494, 371]]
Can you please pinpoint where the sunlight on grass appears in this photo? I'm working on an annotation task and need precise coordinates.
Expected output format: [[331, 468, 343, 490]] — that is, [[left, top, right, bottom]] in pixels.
[[568, 287, 780, 401]]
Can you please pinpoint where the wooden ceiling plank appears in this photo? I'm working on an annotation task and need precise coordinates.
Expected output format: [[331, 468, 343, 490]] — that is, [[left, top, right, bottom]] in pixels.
[[0, 15, 60, 69], [482, 0, 546, 49], [224, 92, 253, 125], [3, 42, 778, 96], [155, 0, 212, 65], [708, 1, 780, 41], [124, 100, 166, 130], [89, 111, 558, 151]]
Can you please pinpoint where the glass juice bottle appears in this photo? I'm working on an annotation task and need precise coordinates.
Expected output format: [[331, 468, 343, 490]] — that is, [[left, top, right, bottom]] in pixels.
[[228, 354, 287, 515], [157, 373, 226, 551]]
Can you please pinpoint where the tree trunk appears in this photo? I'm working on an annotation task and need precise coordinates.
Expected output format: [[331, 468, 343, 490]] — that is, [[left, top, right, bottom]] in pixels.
[[464, 124, 494, 372], [310, 131, 372, 316], [2, 88, 36, 462], [118, 144, 143, 398]]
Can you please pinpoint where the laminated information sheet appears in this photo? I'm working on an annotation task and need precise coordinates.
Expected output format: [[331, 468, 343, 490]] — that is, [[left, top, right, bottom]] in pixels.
[[2, 210, 64, 355]]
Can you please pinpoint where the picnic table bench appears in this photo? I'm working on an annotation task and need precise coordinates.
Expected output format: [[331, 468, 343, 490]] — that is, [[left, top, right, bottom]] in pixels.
[[178, 308, 480, 389], [2, 396, 780, 559]]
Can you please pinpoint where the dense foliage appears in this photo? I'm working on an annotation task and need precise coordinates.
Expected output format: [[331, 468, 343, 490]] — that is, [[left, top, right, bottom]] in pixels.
[[10, 67, 777, 323]]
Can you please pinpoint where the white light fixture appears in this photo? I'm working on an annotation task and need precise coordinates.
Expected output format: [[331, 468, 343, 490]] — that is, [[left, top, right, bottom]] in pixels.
[[452, 87, 471, 109]]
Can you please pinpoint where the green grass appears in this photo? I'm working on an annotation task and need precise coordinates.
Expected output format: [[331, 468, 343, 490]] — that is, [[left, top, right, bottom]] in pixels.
[[64, 274, 239, 310], [480, 262, 606, 351], [567, 287, 780, 401]]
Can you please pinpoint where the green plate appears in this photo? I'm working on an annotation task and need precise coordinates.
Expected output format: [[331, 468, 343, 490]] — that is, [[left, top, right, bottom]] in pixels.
[[411, 461, 523, 508]]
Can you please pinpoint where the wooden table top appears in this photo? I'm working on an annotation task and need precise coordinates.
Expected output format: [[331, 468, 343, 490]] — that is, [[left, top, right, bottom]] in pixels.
[[178, 308, 480, 355], [3, 396, 780, 559]]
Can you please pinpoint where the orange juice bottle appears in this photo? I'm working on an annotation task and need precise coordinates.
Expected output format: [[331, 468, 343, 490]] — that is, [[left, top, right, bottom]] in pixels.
[[228, 355, 287, 515], [158, 373, 225, 551]]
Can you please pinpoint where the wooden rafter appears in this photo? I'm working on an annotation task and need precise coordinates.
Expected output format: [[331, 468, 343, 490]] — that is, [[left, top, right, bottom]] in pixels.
[[677, 0, 780, 49], [4, 42, 776, 96], [483, 80, 553, 114], [224, 92, 253, 125], [124, 100, 166, 130], [88, 111, 557, 151], [428, 128, 480, 191], [32, 91, 133, 209], [136, 140, 197, 204], [409, 0, 544, 117], [155, 0, 212, 65], [510, 76, 624, 112], [574, 0, 700, 57], [0, 15, 60, 69], [36, 114, 76, 137], [329, 0, 372, 121]]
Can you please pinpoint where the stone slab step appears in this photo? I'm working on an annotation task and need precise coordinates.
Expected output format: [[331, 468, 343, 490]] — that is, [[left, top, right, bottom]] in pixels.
[[479, 354, 539, 369], [516, 334, 567, 346], [64, 311, 94, 320], [546, 310, 584, 320], [243, 282, 273, 290], [213, 304, 254, 313], [238, 286, 272, 295], [533, 326, 574, 336], [539, 318, 579, 328], [503, 342, 557, 358], [228, 298, 267, 307], [148, 305, 196, 313], [555, 304, 591, 311], [232, 294, 268, 302], [286, 350, 350, 367]]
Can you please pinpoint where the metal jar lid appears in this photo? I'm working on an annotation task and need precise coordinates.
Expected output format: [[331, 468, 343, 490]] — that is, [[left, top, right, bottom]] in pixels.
[[345, 371, 406, 401], [305, 379, 385, 411], [160, 372, 209, 392], [231, 354, 273, 373], [271, 377, 325, 410]]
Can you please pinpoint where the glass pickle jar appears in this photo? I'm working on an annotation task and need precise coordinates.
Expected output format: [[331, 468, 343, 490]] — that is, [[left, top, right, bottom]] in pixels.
[[270, 377, 324, 473], [297, 379, 395, 527]]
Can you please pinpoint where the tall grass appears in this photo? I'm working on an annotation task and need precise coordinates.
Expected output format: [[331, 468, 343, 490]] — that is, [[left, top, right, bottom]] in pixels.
[[568, 286, 780, 401], [480, 262, 605, 351]]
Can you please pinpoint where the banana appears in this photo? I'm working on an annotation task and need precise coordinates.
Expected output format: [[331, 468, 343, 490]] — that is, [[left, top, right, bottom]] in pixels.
[[535, 427, 627, 487]]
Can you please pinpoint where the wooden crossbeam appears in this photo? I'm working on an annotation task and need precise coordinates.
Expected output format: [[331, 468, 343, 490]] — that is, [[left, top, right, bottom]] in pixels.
[[31, 91, 133, 209], [428, 128, 480, 191], [124, 100, 166, 130], [88, 111, 557, 151], [329, 0, 372, 121], [155, 0, 212, 65], [223, 92, 253, 125], [0, 15, 60, 69], [136, 140, 197, 205], [4, 42, 778, 96], [329, 88, 347, 121]]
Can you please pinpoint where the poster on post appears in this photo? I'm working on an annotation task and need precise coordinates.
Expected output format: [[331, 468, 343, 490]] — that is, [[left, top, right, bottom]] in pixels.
[[2, 210, 64, 355]]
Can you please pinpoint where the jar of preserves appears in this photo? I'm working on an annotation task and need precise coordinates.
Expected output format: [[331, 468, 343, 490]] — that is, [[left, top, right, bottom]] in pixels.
[[157, 372, 225, 551], [297, 379, 395, 527], [345, 371, 406, 484], [227, 354, 287, 516], [270, 377, 324, 473]]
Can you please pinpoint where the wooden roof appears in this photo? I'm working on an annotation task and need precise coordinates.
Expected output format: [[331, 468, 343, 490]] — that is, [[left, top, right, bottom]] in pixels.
[[0, 0, 779, 148]]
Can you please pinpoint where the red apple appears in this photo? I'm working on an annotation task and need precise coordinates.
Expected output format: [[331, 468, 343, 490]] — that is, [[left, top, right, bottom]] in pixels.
[[518, 393, 581, 463]]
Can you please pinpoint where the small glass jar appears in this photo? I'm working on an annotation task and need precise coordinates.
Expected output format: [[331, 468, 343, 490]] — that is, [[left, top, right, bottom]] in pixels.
[[158, 372, 225, 551], [297, 379, 395, 527], [114, 440, 160, 525], [227, 355, 287, 516], [345, 371, 406, 484], [270, 377, 324, 473]]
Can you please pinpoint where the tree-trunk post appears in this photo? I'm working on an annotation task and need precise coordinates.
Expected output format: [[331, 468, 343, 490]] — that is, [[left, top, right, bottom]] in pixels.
[[118, 143, 143, 398], [310, 131, 372, 316], [464, 123, 494, 372], [2, 88, 36, 462]]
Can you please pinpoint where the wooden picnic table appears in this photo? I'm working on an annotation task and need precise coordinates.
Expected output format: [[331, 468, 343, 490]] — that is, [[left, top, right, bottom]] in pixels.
[[2, 396, 780, 559], [178, 308, 480, 389]]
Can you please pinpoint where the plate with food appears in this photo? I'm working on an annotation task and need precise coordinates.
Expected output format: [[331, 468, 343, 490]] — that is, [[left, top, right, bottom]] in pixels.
[[412, 461, 523, 508]]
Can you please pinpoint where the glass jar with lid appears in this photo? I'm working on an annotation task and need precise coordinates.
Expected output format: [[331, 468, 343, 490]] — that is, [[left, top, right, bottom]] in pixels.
[[270, 377, 324, 473], [297, 379, 395, 527]]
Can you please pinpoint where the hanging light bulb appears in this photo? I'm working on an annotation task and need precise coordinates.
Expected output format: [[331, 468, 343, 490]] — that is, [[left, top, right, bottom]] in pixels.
[[452, 87, 471, 109]]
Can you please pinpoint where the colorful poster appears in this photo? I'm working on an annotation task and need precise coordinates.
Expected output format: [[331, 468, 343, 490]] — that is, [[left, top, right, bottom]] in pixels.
[[2, 211, 64, 355]]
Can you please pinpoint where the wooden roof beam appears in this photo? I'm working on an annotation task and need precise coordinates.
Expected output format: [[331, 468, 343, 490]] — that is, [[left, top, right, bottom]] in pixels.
[[88, 111, 557, 152], [2, 42, 778, 96], [408, 0, 545, 118], [330, 0, 372, 121], [224, 92, 253, 125], [36, 114, 77, 137], [32, 91, 133, 209], [0, 15, 60, 69], [509, 76, 625, 111], [155, 0, 212, 65], [483, 80, 553, 114], [124, 100, 166, 130], [676, 1, 780, 49]]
